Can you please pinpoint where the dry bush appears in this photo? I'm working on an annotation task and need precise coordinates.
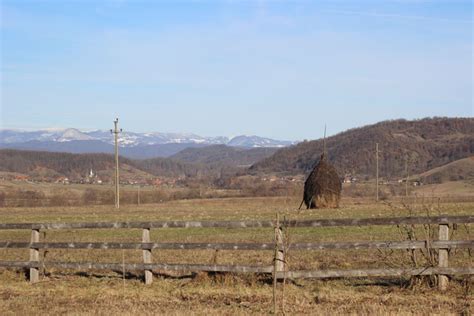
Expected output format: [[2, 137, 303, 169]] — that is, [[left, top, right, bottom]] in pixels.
[[136, 189, 169, 204], [343, 183, 375, 198], [82, 188, 98, 204], [4, 189, 47, 207], [0, 191, 5, 207], [380, 199, 471, 289], [170, 188, 201, 200], [50, 191, 80, 206]]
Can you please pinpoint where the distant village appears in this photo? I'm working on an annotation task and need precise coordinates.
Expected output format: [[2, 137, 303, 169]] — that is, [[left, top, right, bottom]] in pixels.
[[1, 170, 423, 188], [342, 174, 422, 186], [1, 168, 180, 187]]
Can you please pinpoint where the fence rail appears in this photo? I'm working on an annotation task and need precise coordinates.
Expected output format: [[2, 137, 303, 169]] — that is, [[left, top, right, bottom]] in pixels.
[[0, 262, 471, 278], [0, 261, 273, 273], [1, 215, 472, 230], [277, 267, 474, 279], [1, 240, 473, 250], [0, 215, 472, 290]]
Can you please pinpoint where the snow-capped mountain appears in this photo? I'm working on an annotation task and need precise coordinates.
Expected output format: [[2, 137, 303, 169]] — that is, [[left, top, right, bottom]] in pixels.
[[0, 128, 94, 143], [58, 128, 95, 142], [84, 130, 229, 147], [0, 128, 296, 149], [227, 135, 293, 148]]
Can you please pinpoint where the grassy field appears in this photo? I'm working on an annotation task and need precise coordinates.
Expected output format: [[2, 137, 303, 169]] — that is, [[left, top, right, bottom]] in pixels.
[[0, 196, 472, 314]]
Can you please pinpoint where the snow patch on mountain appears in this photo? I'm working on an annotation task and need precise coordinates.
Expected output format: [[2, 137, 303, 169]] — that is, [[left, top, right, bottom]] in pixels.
[[0, 128, 295, 148], [57, 129, 94, 142], [227, 135, 293, 148]]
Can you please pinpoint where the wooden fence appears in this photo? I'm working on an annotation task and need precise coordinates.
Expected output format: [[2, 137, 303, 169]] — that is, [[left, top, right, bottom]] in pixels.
[[0, 215, 473, 291]]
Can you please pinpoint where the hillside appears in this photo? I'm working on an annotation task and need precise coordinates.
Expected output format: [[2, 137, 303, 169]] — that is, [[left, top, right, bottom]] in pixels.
[[0, 140, 117, 155], [170, 145, 278, 167], [0, 149, 205, 181], [131, 157, 209, 178], [415, 156, 474, 184], [0, 140, 210, 159], [250, 118, 474, 179], [0, 149, 137, 181]]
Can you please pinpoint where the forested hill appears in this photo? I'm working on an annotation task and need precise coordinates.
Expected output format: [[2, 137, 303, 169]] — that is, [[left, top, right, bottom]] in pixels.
[[0, 149, 206, 180], [0, 150, 124, 179], [0, 147, 270, 181], [250, 118, 474, 179], [170, 145, 278, 167]]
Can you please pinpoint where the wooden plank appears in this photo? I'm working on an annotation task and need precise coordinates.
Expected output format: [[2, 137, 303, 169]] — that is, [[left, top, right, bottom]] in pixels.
[[2, 240, 472, 250], [9, 261, 273, 273], [0, 261, 39, 268], [0, 221, 275, 230], [0, 261, 272, 273], [285, 215, 474, 228], [0, 215, 471, 230], [0, 261, 266, 273], [0, 242, 276, 250], [277, 267, 474, 279], [289, 240, 474, 250], [438, 224, 449, 291], [0, 223, 35, 229], [142, 228, 152, 285], [29, 229, 39, 283], [1, 261, 471, 279]]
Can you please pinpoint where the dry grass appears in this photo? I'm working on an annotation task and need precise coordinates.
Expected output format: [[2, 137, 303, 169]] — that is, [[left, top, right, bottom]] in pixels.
[[0, 196, 473, 314], [0, 269, 472, 315]]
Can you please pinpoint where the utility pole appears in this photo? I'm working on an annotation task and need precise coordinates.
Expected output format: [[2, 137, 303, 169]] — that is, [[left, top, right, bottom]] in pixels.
[[137, 185, 140, 206], [376, 143, 379, 202], [111, 118, 122, 209], [405, 155, 409, 197]]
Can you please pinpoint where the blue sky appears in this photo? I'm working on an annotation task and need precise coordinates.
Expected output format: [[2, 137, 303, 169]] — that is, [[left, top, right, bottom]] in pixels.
[[1, 0, 472, 140]]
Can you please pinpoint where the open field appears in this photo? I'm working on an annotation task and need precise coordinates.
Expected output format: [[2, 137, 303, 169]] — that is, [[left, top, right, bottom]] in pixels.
[[1, 196, 473, 314], [2, 178, 474, 208]]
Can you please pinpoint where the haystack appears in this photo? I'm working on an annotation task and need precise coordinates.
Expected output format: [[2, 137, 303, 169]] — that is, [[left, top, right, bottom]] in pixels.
[[303, 153, 341, 209]]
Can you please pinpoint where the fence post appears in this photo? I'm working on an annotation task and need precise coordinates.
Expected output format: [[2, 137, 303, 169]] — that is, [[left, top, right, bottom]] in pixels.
[[29, 228, 40, 283], [276, 220, 284, 275], [438, 224, 449, 291], [142, 228, 153, 285], [273, 215, 284, 276], [273, 214, 285, 314]]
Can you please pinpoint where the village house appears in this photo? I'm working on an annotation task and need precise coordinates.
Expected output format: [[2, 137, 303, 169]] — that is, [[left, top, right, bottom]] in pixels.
[[343, 175, 358, 184]]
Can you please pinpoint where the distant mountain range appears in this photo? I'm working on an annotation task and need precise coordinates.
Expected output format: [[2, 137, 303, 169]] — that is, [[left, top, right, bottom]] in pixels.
[[2, 118, 472, 183], [0, 128, 295, 159]]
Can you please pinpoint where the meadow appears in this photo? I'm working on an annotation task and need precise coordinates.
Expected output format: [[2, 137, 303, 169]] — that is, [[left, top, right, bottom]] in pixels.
[[0, 196, 472, 314]]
